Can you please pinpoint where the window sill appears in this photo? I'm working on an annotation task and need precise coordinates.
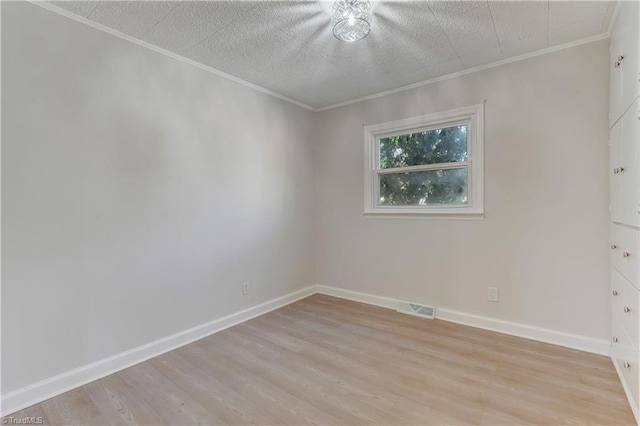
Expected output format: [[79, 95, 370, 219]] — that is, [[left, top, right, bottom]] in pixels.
[[363, 211, 485, 220]]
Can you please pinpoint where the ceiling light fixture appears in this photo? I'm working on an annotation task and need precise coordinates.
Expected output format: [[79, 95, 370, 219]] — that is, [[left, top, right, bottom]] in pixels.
[[332, 0, 371, 42]]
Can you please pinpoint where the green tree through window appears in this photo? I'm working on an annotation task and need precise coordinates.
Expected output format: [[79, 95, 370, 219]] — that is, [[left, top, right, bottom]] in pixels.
[[378, 125, 468, 206]]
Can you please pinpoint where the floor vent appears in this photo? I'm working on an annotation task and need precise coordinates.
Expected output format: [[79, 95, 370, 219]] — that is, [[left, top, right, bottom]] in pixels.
[[397, 301, 436, 319]]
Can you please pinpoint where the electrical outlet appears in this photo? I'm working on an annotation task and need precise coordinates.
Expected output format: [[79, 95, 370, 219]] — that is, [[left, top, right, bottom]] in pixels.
[[488, 287, 499, 302], [242, 283, 249, 296]]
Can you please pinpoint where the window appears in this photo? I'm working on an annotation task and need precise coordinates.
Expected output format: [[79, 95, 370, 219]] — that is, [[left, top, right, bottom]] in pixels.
[[364, 104, 484, 219]]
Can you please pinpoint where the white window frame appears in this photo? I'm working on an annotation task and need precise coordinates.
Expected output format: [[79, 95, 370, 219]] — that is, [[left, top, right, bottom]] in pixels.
[[363, 104, 484, 219]]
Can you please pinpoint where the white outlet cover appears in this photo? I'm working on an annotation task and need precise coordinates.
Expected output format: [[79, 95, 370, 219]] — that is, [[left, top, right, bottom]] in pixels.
[[488, 287, 499, 302]]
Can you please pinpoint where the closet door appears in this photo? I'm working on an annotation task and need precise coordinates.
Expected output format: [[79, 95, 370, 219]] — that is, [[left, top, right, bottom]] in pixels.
[[622, 99, 640, 228], [621, 0, 640, 117], [611, 6, 625, 127], [612, 117, 623, 224]]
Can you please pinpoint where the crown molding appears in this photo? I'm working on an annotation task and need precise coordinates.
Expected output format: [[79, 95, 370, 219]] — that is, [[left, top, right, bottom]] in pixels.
[[315, 33, 610, 112], [29, 1, 317, 112]]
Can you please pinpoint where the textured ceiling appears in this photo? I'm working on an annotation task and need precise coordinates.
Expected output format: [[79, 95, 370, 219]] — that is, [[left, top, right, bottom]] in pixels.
[[49, 1, 616, 109]]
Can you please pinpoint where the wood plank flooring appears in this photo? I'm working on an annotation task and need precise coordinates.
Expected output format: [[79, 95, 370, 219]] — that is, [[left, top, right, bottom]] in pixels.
[[4, 294, 635, 425]]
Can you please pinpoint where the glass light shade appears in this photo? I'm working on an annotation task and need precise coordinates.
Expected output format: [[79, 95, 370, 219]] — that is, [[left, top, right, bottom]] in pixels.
[[332, 0, 371, 42]]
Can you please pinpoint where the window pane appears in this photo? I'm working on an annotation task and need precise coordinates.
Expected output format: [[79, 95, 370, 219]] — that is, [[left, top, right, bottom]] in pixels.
[[378, 168, 468, 206], [379, 125, 467, 169]]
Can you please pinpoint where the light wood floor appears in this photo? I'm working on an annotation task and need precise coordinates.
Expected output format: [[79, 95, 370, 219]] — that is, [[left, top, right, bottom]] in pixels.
[[4, 294, 636, 425]]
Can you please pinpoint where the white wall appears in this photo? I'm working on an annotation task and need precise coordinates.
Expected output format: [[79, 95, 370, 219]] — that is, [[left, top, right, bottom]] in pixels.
[[2, 1, 315, 393], [314, 40, 611, 341]]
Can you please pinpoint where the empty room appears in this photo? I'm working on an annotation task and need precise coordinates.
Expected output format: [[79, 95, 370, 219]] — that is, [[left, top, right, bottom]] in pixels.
[[2, 0, 639, 424]]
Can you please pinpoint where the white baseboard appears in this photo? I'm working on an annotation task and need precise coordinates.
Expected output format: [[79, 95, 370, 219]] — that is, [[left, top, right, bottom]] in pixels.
[[1, 286, 317, 417], [315, 285, 611, 356], [435, 307, 611, 356], [315, 285, 399, 310]]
